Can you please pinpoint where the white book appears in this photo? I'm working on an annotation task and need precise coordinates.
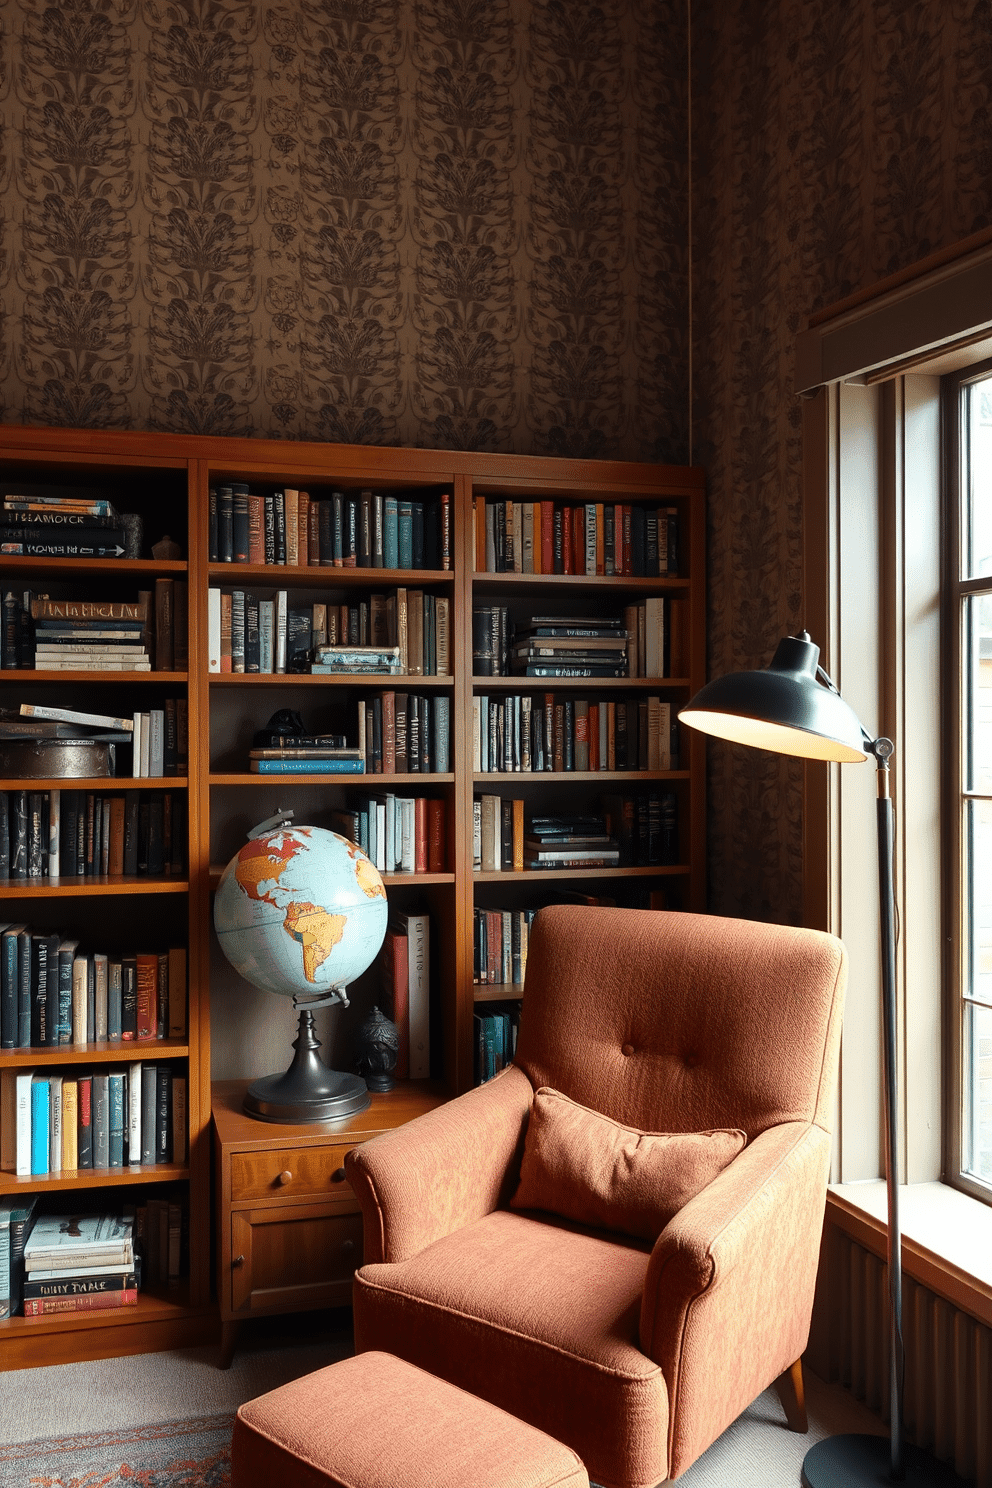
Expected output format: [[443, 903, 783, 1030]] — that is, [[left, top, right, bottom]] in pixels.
[[400, 797, 415, 873], [385, 794, 396, 873], [207, 586, 221, 673], [47, 789, 60, 878], [148, 709, 165, 777], [132, 711, 143, 777], [48, 1073, 63, 1174], [259, 599, 274, 673], [16, 1068, 35, 1175], [139, 714, 151, 776], [24, 1212, 134, 1261], [19, 704, 133, 731], [472, 697, 481, 772], [473, 798, 482, 870], [644, 596, 665, 678], [275, 589, 288, 673], [128, 1062, 143, 1167], [375, 800, 386, 873], [479, 695, 488, 773]]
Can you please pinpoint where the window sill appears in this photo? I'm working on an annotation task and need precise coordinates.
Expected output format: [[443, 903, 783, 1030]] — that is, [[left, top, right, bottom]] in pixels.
[[826, 1181, 992, 1328]]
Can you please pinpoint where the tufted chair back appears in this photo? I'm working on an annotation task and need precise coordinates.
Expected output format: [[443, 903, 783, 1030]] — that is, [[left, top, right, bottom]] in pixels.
[[514, 904, 845, 1143]]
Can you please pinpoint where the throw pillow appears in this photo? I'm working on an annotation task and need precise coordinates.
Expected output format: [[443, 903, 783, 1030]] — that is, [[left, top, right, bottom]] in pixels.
[[510, 1086, 746, 1240]]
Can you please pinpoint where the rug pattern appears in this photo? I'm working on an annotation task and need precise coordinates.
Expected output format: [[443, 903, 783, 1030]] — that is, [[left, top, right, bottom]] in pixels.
[[0, 1414, 234, 1487]]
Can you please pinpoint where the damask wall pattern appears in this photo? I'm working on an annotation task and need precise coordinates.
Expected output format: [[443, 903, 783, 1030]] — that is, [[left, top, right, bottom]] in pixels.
[[0, 0, 689, 460], [692, 0, 992, 923]]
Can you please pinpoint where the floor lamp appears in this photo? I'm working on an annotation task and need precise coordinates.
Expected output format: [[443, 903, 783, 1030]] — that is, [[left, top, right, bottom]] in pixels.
[[679, 631, 965, 1488]]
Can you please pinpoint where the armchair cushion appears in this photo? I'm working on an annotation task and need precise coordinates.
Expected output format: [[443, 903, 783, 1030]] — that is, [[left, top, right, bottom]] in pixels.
[[510, 1086, 746, 1241]]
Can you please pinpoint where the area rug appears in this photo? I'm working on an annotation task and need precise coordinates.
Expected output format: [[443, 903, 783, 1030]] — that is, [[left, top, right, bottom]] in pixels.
[[0, 1413, 234, 1487]]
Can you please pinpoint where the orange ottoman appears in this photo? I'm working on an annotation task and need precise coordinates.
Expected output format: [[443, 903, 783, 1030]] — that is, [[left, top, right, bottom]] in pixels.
[[232, 1351, 590, 1488]]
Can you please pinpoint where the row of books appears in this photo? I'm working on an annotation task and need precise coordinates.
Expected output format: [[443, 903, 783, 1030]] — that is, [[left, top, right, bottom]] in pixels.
[[208, 588, 452, 677], [473, 695, 678, 773], [379, 914, 431, 1079], [359, 692, 451, 775], [473, 497, 680, 576], [0, 489, 131, 560], [1, 1063, 187, 1176], [473, 801, 679, 871], [19, 1210, 142, 1316], [129, 700, 188, 777], [330, 796, 447, 874], [210, 485, 453, 571], [473, 907, 537, 987], [0, 929, 186, 1049], [472, 608, 675, 679], [2, 589, 187, 672], [473, 1004, 520, 1085], [0, 788, 186, 879]]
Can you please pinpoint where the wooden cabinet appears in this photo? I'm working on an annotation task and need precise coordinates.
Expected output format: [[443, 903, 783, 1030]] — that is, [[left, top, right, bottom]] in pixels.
[[212, 1078, 443, 1366], [0, 424, 704, 1371]]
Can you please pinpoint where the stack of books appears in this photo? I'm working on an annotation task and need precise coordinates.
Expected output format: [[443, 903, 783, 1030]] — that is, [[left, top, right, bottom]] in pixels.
[[524, 816, 620, 870], [510, 616, 629, 678], [30, 596, 150, 671], [0, 490, 128, 559], [249, 742, 365, 774], [311, 645, 402, 675], [20, 1212, 139, 1316]]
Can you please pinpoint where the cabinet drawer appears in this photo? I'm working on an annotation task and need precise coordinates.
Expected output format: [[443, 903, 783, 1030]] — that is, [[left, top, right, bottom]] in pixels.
[[229, 1204, 363, 1316], [230, 1144, 356, 1202]]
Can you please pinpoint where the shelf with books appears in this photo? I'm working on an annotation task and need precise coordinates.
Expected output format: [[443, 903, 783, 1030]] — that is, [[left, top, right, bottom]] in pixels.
[[1, 1041, 190, 1067], [0, 1164, 188, 1194], [209, 674, 454, 688]]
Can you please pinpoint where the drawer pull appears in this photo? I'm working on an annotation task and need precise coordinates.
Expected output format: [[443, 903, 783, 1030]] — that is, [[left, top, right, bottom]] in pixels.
[[232, 1254, 245, 1267], [330, 1167, 347, 1184], [277, 1170, 293, 1186]]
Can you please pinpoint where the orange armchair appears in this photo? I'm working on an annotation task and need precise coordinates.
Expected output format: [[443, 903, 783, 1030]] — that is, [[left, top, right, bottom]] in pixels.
[[346, 905, 846, 1488]]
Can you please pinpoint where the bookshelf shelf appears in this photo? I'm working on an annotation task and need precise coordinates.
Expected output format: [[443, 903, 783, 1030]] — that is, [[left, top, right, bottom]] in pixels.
[[0, 423, 705, 1366], [0, 1040, 190, 1068], [0, 777, 188, 792], [0, 878, 189, 898]]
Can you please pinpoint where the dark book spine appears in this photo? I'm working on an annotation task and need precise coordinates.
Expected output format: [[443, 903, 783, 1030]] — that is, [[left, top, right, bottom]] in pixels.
[[244, 593, 261, 673], [344, 495, 358, 566], [217, 487, 234, 562], [154, 577, 174, 672], [146, 796, 165, 876], [16, 930, 31, 1046], [30, 933, 50, 1046], [420, 694, 431, 774], [9, 788, 27, 879], [121, 955, 138, 1040], [263, 494, 277, 563], [0, 928, 16, 1048], [232, 484, 250, 563], [123, 791, 140, 876], [412, 501, 425, 569], [156, 1066, 172, 1162], [273, 489, 286, 564], [208, 487, 218, 562], [2, 590, 19, 668]]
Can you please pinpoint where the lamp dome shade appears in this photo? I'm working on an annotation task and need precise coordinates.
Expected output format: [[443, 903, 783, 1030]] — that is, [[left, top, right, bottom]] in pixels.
[[679, 633, 869, 763]]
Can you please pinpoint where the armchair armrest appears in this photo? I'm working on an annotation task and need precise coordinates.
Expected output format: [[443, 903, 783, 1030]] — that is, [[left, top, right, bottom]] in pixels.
[[640, 1121, 832, 1480], [345, 1064, 534, 1263]]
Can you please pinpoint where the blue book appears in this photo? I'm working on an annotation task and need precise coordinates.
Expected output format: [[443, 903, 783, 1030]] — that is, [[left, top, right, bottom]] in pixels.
[[17, 929, 31, 1048], [384, 497, 399, 569], [398, 500, 414, 568], [108, 1071, 125, 1167], [107, 957, 122, 1040], [249, 758, 366, 774], [30, 1077, 49, 1174], [433, 695, 451, 774]]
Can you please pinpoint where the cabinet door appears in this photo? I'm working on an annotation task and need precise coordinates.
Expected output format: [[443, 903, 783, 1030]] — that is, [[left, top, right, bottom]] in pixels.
[[228, 1203, 363, 1316]]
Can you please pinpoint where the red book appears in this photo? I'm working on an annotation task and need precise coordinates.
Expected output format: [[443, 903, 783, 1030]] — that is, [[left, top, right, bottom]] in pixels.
[[427, 799, 445, 872], [307, 494, 321, 565], [297, 492, 310, 567], [571, 505, 585, 574], [382, 930, 409, 1079], [561, 505, 573, 574], [415, 797, 428, 874], [135, 952, 158, 1040], [247, 495, 265, 564], [540, 502, 554, 573], [588, 703, 600, 771], [621, 505, 633, 576], [24, 1289, 138, 1315]]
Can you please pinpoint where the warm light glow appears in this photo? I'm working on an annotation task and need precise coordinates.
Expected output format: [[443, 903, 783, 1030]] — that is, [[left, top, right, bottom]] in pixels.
[[679, 708, 869, 762]]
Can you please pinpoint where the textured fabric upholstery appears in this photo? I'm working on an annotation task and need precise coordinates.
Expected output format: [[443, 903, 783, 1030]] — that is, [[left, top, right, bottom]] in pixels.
[[347, 905, 847, 1487], [232, 1351, 590, 1488]]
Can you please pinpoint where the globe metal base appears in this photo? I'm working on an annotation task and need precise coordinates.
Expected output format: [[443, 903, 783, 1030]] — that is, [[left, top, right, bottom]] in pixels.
[[802, 1435, 968, 1488], [242, 1006, 371, 1124]]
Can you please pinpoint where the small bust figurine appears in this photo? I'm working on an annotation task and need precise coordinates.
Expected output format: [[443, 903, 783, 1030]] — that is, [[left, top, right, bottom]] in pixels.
[[354, 1005, 400, 1092]]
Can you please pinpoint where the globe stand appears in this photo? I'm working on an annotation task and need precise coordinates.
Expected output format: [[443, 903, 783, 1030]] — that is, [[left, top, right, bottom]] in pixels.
[[243, 989, 371, 1124]]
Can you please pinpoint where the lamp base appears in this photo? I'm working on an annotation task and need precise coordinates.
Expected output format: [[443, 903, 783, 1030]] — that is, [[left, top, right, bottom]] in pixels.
[[802, 1435, 968, 1488], [242, 1006, 371, 1124]]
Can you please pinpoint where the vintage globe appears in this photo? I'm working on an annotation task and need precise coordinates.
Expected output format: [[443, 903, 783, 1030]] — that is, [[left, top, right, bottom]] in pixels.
[[214, 823, 388, 999]]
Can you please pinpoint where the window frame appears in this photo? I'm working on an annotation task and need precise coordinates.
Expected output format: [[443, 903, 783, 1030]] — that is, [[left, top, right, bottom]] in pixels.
[[941, 355, 992, 1203]]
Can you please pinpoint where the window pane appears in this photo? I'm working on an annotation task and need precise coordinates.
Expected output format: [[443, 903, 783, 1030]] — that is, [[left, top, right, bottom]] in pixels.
[[965, 799, 992, 1010], [963, 1001, 992, 1185], [965, 595, 992, 793], [966, 377, 992, 579]]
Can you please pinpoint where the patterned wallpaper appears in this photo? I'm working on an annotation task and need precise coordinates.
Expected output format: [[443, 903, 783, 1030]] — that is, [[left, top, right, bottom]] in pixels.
[[692, 0, 992, 922], [0, 0, 689, 463]]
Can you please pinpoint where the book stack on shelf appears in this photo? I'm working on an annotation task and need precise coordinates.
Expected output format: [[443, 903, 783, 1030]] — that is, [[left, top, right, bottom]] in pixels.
[[0, 490, 130, 562], [473, 694, 677, 773], [20, 1212, 139, 1317], [0, 930, 186, 1048], [510, 616, 629, 679], [2, 1062, 186, 1177], [318, 591, 451, 675], [0, 1196, 37, 1318], [524, 816, 620, 871], [474, 496, 679, 577], [30, 595, 150, 672], [210, 484, 453, 571], [312, 644, 402, 676], [331, 796, 446, 874], [379, 913, 431, 1080]]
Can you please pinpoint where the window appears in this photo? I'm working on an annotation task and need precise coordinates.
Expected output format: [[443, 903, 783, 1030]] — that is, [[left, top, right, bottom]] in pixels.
[[945, 362, 992, 1198]]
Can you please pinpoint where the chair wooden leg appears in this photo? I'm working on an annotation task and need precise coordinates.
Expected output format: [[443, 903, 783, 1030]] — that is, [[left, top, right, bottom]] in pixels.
[[774, 1358, 808, 1433]]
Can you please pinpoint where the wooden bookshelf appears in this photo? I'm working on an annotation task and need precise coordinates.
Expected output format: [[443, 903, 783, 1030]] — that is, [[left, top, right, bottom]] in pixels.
[[0, 425, 705, 1368]]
